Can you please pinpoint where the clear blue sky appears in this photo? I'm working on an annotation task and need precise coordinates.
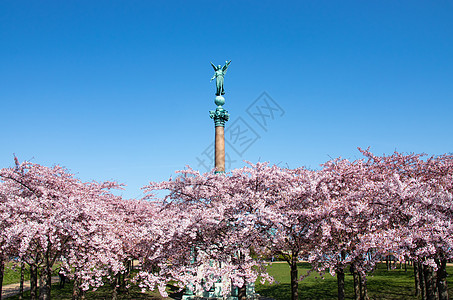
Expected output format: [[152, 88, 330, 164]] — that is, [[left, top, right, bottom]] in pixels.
[[1, 0, 452, 199]]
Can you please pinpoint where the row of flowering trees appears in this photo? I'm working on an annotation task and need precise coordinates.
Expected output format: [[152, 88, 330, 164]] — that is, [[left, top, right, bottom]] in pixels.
[[0, 158, 171, 300], [1, 149, 452, 300], [142, 148, 453, 300]]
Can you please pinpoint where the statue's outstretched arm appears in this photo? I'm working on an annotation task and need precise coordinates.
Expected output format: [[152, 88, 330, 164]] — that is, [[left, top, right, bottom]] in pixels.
[[210, 74, 216, 81], [222, 60, 231, 72]]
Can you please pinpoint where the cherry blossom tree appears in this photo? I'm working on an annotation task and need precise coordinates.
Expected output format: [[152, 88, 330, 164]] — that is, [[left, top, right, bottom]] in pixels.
[[236, 164, 331, 300], [359, 148, 453, 300], [0, 178, 22, 299], [0, 158, 124, 300], [143, 164, 277, 299], [304, 158, 380, 300]]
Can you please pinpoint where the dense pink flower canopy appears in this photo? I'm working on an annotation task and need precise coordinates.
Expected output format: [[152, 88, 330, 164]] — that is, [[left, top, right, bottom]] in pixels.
[[1, 149, 452, 296]]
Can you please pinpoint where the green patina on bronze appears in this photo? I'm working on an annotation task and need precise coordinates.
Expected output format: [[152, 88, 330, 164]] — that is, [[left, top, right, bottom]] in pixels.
[[209, 61, 231, 127], [210, 60, 231, 96], [209, 96, 230, 127], [210, 61, 230, 176]]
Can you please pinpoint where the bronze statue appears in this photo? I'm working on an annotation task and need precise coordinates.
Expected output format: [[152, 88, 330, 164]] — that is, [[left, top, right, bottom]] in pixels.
[[210, 60, 231, 96]]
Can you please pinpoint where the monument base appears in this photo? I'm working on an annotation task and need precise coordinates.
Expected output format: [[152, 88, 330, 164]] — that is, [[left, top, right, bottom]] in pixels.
[[182, 282, 257, 300]]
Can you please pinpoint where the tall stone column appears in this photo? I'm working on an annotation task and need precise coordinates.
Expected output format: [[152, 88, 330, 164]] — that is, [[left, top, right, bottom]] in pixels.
[[215, 126, 225, 172], [210, 95, 229, 173]]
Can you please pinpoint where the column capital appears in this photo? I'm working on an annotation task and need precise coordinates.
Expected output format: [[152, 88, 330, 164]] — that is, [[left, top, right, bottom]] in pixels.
[[209, 106, 229, 127]]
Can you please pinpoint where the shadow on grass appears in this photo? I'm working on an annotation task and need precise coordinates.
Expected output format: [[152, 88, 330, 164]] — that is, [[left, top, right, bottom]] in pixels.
[[167, 284, 184, 300], [5, 281, 168, 300], [6, 263, 453, 300], [257, 281, 338, 300], [256, 263, 432, 300]]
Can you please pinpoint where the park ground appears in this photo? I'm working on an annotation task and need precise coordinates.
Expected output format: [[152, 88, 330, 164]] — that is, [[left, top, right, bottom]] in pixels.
[[3, 262, 453, 299]]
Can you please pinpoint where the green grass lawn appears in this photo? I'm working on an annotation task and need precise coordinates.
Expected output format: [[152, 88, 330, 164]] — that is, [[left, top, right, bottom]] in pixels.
[[255, 262, 453, 300], [3, 265, 174, 300], [4, 262, 453, 299], [4, 282, 171, 300], [2, 261, 31, 286], [2, 261, 62, 286]]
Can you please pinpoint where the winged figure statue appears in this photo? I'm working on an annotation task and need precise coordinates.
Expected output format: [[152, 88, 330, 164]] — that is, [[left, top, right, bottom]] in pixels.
[[210, 60, 231, 96]]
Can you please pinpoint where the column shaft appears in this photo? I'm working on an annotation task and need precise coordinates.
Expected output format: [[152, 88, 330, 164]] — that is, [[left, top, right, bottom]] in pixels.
[[215, 126, 225, 172]]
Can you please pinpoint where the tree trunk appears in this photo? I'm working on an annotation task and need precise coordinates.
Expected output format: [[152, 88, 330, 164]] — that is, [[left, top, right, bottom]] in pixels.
[[45, 265, 52, 300], [112, 273, 119, 300], [30, 264, 38, 300], [433, 267, 439, 300], [119, 260, 131, 293], [121, 260, 129, 291], [360, 271, 369, 300], [337, 266, 345, 300], [238, 283, 247, 300], [437, 259, 449, 300], [118, 272, 123, 292], [72, 274, 81, 300], [424, 264, 437, 300], [38, 268, 44, 299], [0, 257, 4, 300], [351, 264, 360, 300], [414, 261, 421, 296], [19, 262, 25, 300], [419, 262, 427, 300], [386, 256, 390, 271], [38, 264, 52, 300], [290, 254, 298, 300]]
